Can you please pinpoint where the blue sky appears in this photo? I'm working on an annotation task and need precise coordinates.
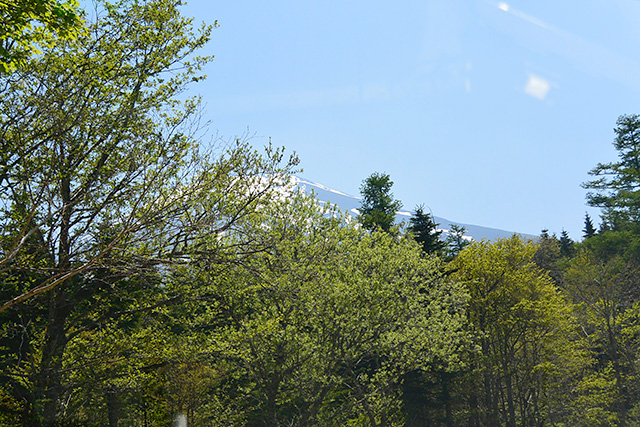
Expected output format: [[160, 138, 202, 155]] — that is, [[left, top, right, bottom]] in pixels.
[[178, 0, 640, 239]]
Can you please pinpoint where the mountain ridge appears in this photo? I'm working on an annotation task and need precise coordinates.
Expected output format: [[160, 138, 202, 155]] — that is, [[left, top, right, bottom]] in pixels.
[[293, 176, 534, 241]]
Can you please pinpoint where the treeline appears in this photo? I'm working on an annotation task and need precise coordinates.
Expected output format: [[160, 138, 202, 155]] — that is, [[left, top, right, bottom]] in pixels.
[[347, 163, 640, 426], [2, 1, 640, 426]]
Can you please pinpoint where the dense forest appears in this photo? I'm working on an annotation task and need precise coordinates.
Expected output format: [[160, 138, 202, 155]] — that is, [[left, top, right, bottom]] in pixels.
[[3, 1, 640, 426]]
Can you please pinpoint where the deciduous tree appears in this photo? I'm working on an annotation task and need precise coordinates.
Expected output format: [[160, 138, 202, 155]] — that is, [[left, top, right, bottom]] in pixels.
[[449, 236, 580, 426], [197, 194, 469, 426], [0, 1, 298, 424], [0, 0, 84, 73], [564, 246, 640, 423]]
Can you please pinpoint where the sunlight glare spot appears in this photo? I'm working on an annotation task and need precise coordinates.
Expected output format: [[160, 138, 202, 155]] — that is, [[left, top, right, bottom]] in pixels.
[[175, 414, 187, 427], [498, 2, 510, 12]]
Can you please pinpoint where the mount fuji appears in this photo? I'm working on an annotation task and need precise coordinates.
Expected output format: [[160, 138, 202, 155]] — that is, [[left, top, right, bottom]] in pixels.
[[293, 176, 532, 242]]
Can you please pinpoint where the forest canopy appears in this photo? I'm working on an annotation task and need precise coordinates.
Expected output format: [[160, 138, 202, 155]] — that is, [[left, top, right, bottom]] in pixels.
[[2, 1, 640, 426]]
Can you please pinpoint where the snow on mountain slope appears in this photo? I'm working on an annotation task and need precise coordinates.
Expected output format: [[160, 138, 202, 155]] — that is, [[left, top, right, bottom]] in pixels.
[[292, 176, 531, 241]]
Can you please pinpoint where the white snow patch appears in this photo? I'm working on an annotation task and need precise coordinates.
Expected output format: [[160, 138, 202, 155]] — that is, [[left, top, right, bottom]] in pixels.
[[293, 176, 360, 199]]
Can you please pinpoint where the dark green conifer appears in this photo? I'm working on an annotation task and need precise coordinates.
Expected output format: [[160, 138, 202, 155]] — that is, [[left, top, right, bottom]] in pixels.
[[559, 230, 575, 258], [358, 172, 402, 232], [598, 217, 611, 234], [445, 224, 471, 259], [583, 213, 596, 239], [408, 205, 445, 255], [583, 114, 640, 228]]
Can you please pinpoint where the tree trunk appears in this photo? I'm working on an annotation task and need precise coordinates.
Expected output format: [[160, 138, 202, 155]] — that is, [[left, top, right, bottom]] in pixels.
[[107, 389, 121, 427], [33, 173, 73, 426], [440, 371, 454, 427], [606, 312, 628, 425], [504, 373, 516, 427], [34, 288, 70, 426]]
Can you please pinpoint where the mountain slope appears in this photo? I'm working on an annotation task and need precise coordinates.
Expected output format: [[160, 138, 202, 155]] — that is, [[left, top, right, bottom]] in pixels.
[[293, 176, 532, 241]]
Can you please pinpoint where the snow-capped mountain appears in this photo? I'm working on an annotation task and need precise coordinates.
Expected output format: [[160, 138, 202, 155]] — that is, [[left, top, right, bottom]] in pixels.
[[293, 176, 530, 241]]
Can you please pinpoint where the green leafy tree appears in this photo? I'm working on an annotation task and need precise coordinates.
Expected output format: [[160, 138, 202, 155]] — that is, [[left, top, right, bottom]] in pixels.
[[196, 194, 469, 426], [449, 235, 582, 426], [408, 205, 445, 255], [61, 296, 221, 426], [564, 245, 640, 424], [358, 172, 402, 232], [0, 1, 298, 424], [583, 114, 640, 228], [0, 0, 84, 73]]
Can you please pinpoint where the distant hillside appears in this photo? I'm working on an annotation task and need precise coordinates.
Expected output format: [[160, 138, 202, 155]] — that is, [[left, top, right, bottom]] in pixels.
[[293, 176, 533, 241]]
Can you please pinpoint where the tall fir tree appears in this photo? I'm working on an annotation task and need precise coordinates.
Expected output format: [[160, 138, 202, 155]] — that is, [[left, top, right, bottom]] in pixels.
[[583, 213, 596, 239], [358, 172, 402, 232], [408, 205, 445, 255], [445, 224, 471, 259], [559, 230, 575, 258], [534, 229, 563, 285]]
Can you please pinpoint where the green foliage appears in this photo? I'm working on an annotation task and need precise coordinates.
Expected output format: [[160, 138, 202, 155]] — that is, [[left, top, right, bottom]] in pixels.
[[449, 235, 582, 426], [6, 4, 640, 427], [358, 172, 403, 232], [0, 1, 298, 424], [581, 228, 640, 263], [192, 194, 469, 426], [444, 224, 470, 259], [560, 229, 576, 258], [0, 0, 84, 73], [584, 213, 597, 239], [583, 114, 640, 228], [408, 205, 445, 255], [534, 229, 564, 285], [566, 367, 620, 427], [62, 309, 221, 426], [563, 248, 640, 423]]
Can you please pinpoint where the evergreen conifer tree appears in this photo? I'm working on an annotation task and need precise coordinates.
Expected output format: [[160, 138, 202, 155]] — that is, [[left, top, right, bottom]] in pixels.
[[583, 213, 596, 239], [445, 224, 471, 258], [534, 229, 563, 284], [559, 230, 575, 258], [408, 205, 445, 255], [598, 216, 612, 234], [358, 172, 402, 232], [583, 114, 640, 228]]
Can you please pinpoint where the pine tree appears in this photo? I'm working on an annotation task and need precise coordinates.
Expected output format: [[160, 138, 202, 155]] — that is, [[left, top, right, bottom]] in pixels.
[[583, 213, 596, 239], [445, 224, 471, 258], [583, 114, 640, 228], [559, 230, 575, 258], [408, 205, 445, 255], [540, 229, 552, 240], [358, 172, 402, 232], [534, 229, 563, 284], [598, 217, 611, 234]]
